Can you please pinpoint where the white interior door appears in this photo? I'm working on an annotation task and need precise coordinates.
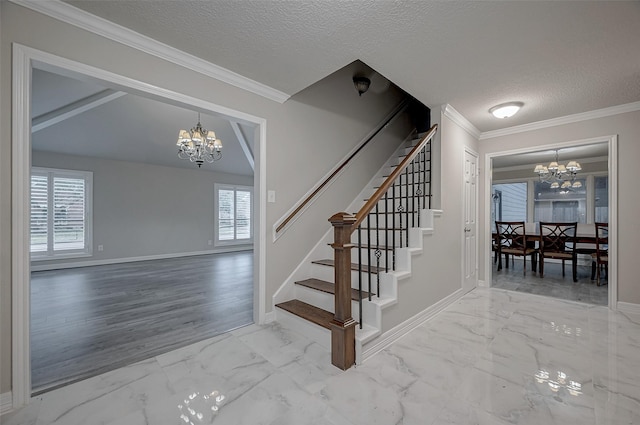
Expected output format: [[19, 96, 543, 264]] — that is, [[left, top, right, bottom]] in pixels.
[[463, 149, 478, 290]]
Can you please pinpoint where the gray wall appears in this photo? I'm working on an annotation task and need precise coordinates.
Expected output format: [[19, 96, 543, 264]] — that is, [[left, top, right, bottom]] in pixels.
[[479, 110, 640, 305], [0, 2, 409, 394], [32, 151, 253, 268]]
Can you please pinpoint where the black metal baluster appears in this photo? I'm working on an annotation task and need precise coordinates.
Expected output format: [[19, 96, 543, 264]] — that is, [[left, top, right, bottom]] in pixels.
[[427, 142, 432, 209], [392, 178, 397, 266], [367, 214, 372, 301], [358, 225, 363, 329], [416, 150, 423, 227], [411, 157, 416, 228], [375, 202, 380, 298], [384, 192, 389, 272], [404, 167, 409, 247]]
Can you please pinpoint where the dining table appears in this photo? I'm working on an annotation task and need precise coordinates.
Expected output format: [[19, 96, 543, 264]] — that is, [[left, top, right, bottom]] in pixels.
[[493, 223, 599, 273]]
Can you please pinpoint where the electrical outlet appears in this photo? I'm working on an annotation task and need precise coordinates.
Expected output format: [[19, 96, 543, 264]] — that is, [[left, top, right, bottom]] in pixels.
[[268, 190, 276, 203], [208, 240, 213, 246], [97, 245, 104, 252]]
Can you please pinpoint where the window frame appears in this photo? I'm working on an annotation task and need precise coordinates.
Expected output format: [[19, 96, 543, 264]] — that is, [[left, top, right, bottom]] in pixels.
[[494, 171, 608, 225], [214, 183, 253, 246], [30, 166, 93, 261]]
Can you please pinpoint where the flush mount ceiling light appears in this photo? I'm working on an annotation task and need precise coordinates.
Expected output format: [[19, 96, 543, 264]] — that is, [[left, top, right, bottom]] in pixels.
[[353, 76, 371, 96], [489, 102, 524, 119]]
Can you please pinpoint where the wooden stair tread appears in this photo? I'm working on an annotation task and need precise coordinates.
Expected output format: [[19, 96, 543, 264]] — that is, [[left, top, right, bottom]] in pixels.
[[275, 299, 333, 330], [295, 278, 375, 300], [311, 259, 384, 274]]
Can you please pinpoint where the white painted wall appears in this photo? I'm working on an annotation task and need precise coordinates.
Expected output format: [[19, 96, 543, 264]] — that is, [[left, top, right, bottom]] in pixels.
[[0, 2, 409, 394], [31, 151, 253, 269], [478, 110, 640, 305]]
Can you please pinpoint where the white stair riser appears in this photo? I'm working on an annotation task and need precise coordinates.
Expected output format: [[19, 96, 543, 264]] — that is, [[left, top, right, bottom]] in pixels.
[[275, 308, 330, 350]]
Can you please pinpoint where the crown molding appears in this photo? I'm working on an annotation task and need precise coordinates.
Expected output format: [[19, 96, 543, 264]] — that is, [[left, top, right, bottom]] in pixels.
[[9, 0, 290, 104], [441, 104, 481, 139], [480, 101, 640, 140]]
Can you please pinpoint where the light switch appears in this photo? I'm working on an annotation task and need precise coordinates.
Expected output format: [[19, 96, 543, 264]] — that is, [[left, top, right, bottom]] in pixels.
[[268, 190, 276, 203]]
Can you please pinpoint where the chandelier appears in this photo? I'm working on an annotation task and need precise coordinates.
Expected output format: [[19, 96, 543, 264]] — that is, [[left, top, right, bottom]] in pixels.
[[176, 113, 222, 168], [533, 149, 582, 189]]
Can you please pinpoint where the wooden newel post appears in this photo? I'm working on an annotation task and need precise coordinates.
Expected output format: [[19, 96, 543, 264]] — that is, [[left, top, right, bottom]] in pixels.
[[329, 212, 357, 370]]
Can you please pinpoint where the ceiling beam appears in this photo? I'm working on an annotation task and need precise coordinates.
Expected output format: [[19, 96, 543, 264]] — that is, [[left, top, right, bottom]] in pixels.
[[32, 89, 127, 132], [230, 122, 254, 171]]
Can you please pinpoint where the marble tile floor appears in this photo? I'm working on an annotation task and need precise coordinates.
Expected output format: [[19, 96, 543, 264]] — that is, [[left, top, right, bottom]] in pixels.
[[492, 258, 608, 306], [3, 287, 638, 425]]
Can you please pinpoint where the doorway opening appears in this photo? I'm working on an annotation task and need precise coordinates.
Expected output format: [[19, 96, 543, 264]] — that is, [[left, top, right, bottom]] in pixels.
[[12, 44, 267, 402], [485, 137, 617, 308]]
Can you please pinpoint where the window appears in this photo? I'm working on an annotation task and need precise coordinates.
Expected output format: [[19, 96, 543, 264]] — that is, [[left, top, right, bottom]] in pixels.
[[30, 167, 93, 259], [491, 182, 527, 222], [533, 179, 586, 223], [215, 184, 252, 244], [594, 175, 608, 222]]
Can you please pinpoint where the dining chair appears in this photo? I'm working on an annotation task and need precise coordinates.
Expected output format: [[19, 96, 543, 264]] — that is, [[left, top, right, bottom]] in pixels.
[[539, 222, 578, 282], [495, 221, 538, 275], [591, 222, 608, 286]]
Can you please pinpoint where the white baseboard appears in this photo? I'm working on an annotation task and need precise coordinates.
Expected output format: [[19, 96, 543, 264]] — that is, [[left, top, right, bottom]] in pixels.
[[617, 301, 640, 315], [361, 287, 466, 362], [263, 311, 276, 324], [0, 391, 12, 416], [30, 246, 253, 271]]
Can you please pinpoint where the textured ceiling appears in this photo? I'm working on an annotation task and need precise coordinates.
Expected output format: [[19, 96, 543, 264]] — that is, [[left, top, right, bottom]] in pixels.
[[63, 0, 640, 133]]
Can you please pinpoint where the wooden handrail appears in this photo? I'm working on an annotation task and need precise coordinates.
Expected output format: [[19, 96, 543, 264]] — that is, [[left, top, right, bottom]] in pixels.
[[275, 99, 411, 234], [351, 124, 438, 230]]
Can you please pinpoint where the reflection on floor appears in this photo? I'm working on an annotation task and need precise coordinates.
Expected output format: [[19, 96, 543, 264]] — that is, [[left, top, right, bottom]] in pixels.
[[492, 257, 608, 305], [4, 288, 638, 425]]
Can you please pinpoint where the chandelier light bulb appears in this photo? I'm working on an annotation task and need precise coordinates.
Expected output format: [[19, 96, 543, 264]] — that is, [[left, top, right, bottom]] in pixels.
[[176, 113, 223, 168], [533, 149, 581, 190]]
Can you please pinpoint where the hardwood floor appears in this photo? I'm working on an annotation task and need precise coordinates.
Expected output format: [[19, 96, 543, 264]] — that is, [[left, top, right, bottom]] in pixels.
[[30, 251, 254, 394]]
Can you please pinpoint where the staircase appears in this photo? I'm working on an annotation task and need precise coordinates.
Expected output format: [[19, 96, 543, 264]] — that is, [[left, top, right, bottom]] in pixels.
[[275, 125, 438, 368]]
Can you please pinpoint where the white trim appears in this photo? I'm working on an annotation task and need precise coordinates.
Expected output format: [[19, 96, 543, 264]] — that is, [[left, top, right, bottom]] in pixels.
[[480, 101, 640, 140], [9, 0, 290, 104], [361, 288, 465, 362], [11, 43, 268, 407], [494, 155, 608, 173], [483, 135, 618, 312], [617, 302, 640, 316], [608, 136, 618, 309], [442, 104, 481, 139], [12, 42, 32, 410], [30, 247, 252, 272], [263, 311, 277, 324], [0, 392, 13, 416], [256, 120, 268, 325]]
